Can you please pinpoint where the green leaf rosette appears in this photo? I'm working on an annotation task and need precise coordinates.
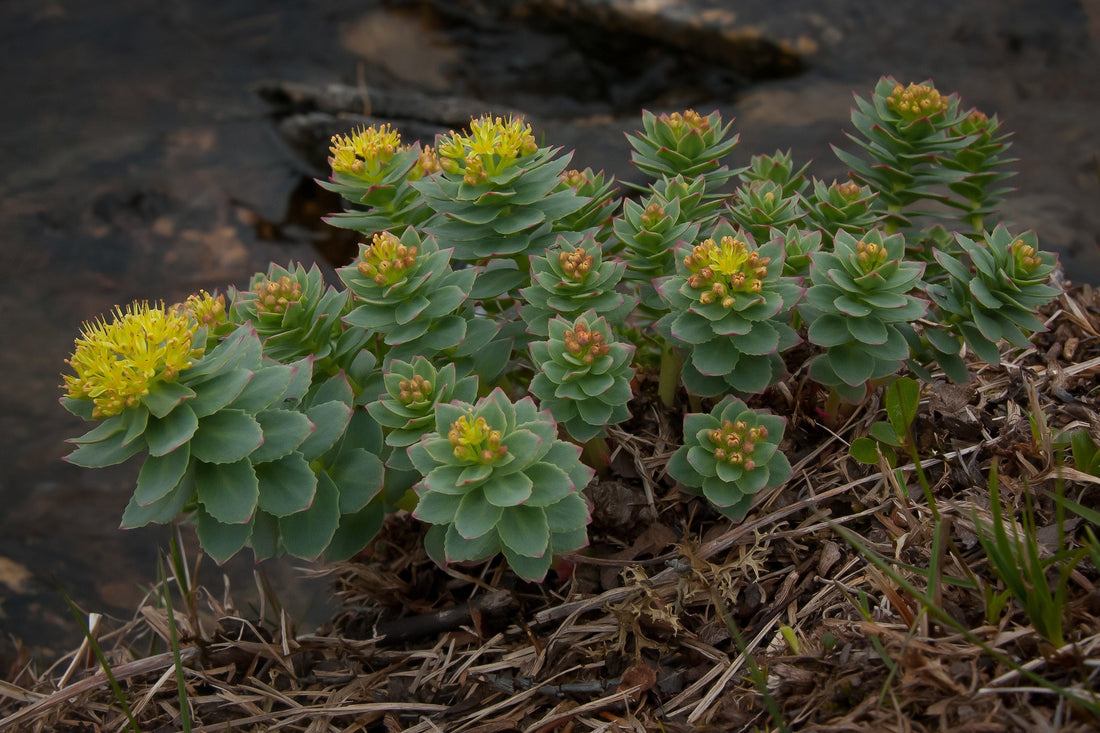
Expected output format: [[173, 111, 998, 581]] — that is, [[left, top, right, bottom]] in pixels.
[[912, 224, 1060, 381], [803, 178, 883, 247], [64, 319, 388, 564], [667, 396, 792, 521], [413, 115, 585, 266], [655, 223, 802, 396], [529, 311, 636, 443], [625, 108, 740, 189], [408, 389, 594, 582], [800, 229, 927, 402], [738, 149, 810, 198], [725, 179, 808, 245], [519, 236, 636, 338], [613, 193, 701, 316], [230, 262, 368, 383]]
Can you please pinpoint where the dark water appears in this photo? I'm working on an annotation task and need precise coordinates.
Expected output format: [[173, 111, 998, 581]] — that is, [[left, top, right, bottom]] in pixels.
[[1, 0, 1098, 661]]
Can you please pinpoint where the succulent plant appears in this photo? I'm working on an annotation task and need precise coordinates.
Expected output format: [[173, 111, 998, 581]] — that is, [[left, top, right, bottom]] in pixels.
[[413, 115, 585, 268], [365, 356, 478, 473], [737, 149, 810, 197], [613, 192, 701, 316], [408, 389, 594, 582], [552, 167, 621, 241], [625, 109, 740, 190], [800, 229, 927, 402], [667, 396, 792, 521], [230, 262, 370, 384], [803, 178, 883, 246], [769, 225, 823, 280], [832, 77, 975, 231], [64, 313, 387, 564], [338, 227, 481, 360], [911, 224, 1060, 382], [655, 223, 802, 396], [941, 109, 1016, 233], [725, 179, 808, 244], [518, 236, 636, 338], [528, 311, 636, 443], [321, 123, 439, 236]]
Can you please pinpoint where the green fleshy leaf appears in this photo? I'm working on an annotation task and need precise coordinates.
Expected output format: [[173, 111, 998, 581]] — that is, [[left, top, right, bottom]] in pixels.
[[279, 472, 341, 559], [670, 311, 716, 345], [501, 428, 544, 464], [807, 313, 854, 347], [524, 461, 574, 506], [255, 453, 317, 517], [424, 524, 447, 566], [251, 409, 314, 463], [190, 410, 263, 464], [195, 458, 259, 524], [145, 403, 199, 457], [691, 342, 738, 377], [828, 344, 875, 387], [498, 505, 550, 558], [120, 469, 194, 528], [297, 401, 353, 460], [735, 321, 780, 356], [884, 377, 920, 436], [846, 316, 889, 345], [833, 295, 873, 317], [60, 396, 96, 419], [550, 525, 588, 554], [686, 446, 718, 478], [324, 502, 387, 562], [249, 510, 279, 561], [120, 406, 150, 446], [850, 436, 882, 465], [143, 380, 196, 419], [195, 507, 251, 565], [188, 369, 253, 418], [543, 492, 588, 531], [443, 522, 500, 563], [134, 445, 190, 506], [502, 545, 552, 582], [482, 471, 533, 507], [328, 448, 385, 514], [724, 353, 780, 393], [454, 489, 503, 540], [701, 475, 744, 508], [413, 490, 463, 524], [869, 421, 902, 447], [457, 462, 493, 487], [311, 373, 355, 408], [228, 364, 294, 413], [65, 433, 143, 468], [69, 414, 125, 444], [575, 397, 613, 427]]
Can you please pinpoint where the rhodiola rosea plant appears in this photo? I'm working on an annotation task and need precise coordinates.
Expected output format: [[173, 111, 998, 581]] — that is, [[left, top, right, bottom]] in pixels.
[[61, 77, 1062, 582]]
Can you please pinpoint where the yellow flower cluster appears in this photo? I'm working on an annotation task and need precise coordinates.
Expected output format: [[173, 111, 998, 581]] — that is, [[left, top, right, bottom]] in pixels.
[[708, 419, 768, 471], [685, 236, 770, 307], [437, 115, 538, 185], [357, 231, 419, 287], [448, 413, 507, 464], [329, 124, 403, 181], [63, 302, 201, 419], [885, 82, 948, 121], [181, 290, 226, 327]]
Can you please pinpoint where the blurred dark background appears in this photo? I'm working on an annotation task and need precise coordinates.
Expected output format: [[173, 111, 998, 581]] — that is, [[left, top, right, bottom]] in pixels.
[[2, 0, 1098, 660]]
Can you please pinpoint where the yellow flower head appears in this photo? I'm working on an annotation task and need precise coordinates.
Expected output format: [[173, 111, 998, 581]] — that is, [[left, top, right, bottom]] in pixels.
[[329, 124, 405, 182], [358, 231, 419, 287], [437, 115, 538, 184], [684, 236, 771, 306], [63, 302, 202, 419], [885, 82, 949, 121], [181, 289, 226, 328], [448, 412, 507, 464]]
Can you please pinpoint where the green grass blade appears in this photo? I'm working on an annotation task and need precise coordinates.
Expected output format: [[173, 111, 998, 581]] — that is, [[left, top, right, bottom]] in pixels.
[[158, 554, 193, 732]]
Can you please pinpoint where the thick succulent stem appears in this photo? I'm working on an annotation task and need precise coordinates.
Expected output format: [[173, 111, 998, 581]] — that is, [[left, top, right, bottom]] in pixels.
[[658, 343, 681, 409], [581, 435, 611, 476]]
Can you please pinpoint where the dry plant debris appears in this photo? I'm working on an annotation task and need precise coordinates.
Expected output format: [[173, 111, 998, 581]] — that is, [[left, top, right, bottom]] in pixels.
[[4, 284, 1100, 731]]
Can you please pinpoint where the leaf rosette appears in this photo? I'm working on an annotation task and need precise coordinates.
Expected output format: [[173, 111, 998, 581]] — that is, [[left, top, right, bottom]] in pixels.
[[408, 389, 594, 582], [529, 311, 636, 442], [801, 229, 927, 402], [519, 236, 636, 338], [913, 224, 1060, 381], [667, 396, 792, 521], [626, 109, 740, 187], [655, 223, 802, 396]]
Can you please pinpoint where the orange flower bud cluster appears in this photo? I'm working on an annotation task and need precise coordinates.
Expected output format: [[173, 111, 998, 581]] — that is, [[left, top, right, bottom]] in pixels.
[[397, 374, 433, 405], [1010, 238, 1042, 273], [833, 180, 863, 202], [708, 419, 769, 471], [855, 239, 888, 273], [357, 231, 419, 287], [181, 290, 226, 327], [448, 413, 507, 464], [254, 275, 303, 315], [665, 109, 710, 136], [559, 247, 595, 281], [563, 322, 610, 364], [640, 202, 666, 229]]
